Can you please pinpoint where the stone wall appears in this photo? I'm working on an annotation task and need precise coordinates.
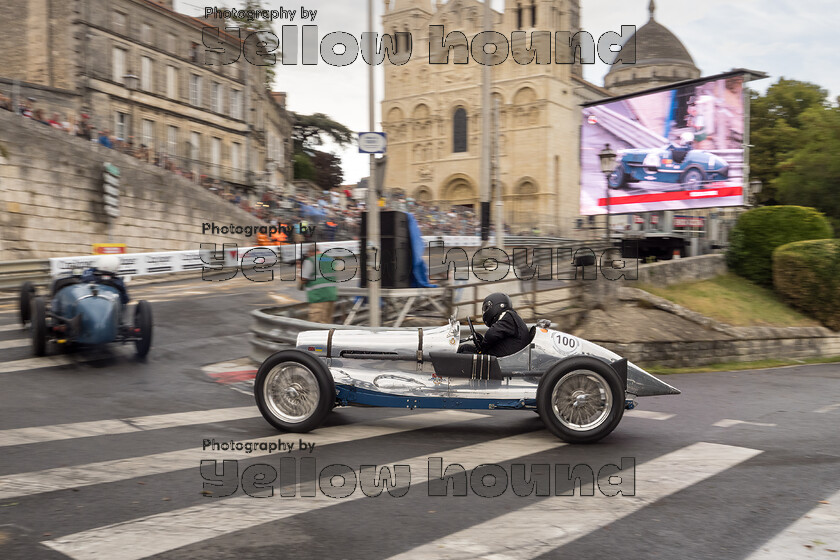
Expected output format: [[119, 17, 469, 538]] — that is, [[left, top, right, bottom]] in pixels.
[[634, 254, 727, 287], [591, 288, 840, 367], [0, 110, 260, 260], [599, 333, 840, 369]]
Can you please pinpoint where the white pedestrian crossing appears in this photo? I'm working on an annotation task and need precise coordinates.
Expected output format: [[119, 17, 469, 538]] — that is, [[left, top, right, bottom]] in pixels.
[[0, 410, 485, 500], [0, 367, 820, 560], [624, 409, 675, 420], [0, 354, 76, 373], [43, 431, 565, 560], [0, 323, 23, 332], [0, 337, 29, 350], [745, 488, 840, 559], [0, 406, 262, 447], [385, 442, 762, 559], [713, 419, 777, 428]]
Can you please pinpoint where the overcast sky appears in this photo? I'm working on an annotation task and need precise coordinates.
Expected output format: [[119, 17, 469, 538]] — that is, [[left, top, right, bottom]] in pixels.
[[176, 0, 840, 185]]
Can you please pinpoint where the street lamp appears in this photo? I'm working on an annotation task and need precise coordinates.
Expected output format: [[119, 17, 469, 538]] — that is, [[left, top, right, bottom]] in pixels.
[[123, 73, 139, 148], [749, 178, 762, 206], [598, 143, 616, 241]]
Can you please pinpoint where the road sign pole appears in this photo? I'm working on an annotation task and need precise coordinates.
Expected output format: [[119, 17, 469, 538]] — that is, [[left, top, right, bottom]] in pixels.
[[480, 0, 491, 244], [367, 0, 381, 327]]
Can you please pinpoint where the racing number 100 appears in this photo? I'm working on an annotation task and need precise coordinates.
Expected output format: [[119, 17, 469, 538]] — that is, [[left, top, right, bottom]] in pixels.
[[557, 335, 577, 350]]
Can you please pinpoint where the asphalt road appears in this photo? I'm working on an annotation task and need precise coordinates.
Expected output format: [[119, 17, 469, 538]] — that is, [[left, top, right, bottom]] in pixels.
[[1, 277, 839, 560]]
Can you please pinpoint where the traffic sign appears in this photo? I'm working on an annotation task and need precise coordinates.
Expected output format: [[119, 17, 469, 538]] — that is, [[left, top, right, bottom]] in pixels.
[[358, 132, 387, 154], [93, 243, 127, 255]]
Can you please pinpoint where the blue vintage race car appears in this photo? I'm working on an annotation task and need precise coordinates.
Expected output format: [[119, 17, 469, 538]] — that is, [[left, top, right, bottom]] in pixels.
[[19, 274, 152, 358], [608, 144, 729, 190]]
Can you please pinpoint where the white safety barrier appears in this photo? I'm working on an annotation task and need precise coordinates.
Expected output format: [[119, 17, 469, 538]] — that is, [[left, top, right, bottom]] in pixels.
[[47, 236, 487, 278]]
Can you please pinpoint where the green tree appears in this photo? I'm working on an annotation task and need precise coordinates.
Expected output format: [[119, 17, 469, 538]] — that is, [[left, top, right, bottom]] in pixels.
[[310, 149, 344, 191], [294, 153, 315, 181], [224, 1, 277, 89], [291, 113, 352, 191], [727, 205, 833, 286], [292, 112, 354, 152], [774, 103, 840, 232], [749, 79, 829, 202]]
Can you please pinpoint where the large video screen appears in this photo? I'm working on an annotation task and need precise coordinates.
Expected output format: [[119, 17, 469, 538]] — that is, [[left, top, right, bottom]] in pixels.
[[580, 75, 745, 215]]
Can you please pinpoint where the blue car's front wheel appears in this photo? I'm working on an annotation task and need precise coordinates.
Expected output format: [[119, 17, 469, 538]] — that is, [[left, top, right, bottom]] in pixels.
[[19, 281, 35, 326], [608, 166, 627, 189], [681, 168, 705, 189], [134, 300, 153, 359], [31, 296, 47, 357]]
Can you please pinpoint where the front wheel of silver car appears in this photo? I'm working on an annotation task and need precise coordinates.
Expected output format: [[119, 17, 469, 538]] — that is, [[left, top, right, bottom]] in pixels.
[[537, 357, 624, 444], [254, 350, 335, 433]]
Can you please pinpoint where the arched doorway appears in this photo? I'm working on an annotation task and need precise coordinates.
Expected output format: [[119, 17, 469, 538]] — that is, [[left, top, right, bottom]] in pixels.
[[509, 179, 539, 231], [443, 176, 477, 209], [414, 186, 432, 203]]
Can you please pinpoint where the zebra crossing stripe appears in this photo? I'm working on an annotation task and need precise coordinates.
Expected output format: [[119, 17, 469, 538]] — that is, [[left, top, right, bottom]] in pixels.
[[0, 406, 263, 448], [42, 431, 564, 560], [713, 419, 777, 428], [624, 410, 675, 420], [745, 488, 840, 558], [0, 355, 76, 373], [386, 442, 762, 560], [0, 410, 485, 500], [0, 338, 29, 350], [0, 323, 24, 332]]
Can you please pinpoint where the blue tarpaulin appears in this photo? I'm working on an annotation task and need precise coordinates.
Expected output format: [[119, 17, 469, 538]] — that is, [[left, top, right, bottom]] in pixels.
[[405, 212, 436, 288]]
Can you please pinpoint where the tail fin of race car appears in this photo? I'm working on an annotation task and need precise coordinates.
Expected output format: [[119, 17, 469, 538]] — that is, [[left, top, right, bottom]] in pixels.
[[627, 361, 681, 397]]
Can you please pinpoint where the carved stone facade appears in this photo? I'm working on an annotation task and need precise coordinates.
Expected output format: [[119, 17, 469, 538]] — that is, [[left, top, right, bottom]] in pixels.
[[0, 0, 292, 192], [381, 0, 606, 235]]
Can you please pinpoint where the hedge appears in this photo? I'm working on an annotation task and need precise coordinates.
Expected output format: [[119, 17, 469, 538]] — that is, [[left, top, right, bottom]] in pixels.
[[727, 206, 833, 286], [773, 239, 840, 331]]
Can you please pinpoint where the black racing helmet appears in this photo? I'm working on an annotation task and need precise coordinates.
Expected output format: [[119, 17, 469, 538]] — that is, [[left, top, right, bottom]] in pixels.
[[482, 292, 513, 327]]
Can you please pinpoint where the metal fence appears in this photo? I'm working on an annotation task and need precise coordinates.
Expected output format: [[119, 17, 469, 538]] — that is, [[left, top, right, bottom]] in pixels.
[[0, 260, 51, 291], [249, 274, 584, 362]]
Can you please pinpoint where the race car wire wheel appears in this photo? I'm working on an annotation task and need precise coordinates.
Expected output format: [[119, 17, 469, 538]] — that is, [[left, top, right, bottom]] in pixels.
[[537, 356, 624, 443], [550, 370, 612, 432], [264, 363, 321, 423], [254, 349, 336, 433]]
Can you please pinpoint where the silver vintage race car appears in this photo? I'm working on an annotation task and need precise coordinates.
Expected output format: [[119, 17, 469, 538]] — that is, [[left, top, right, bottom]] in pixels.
[[254, 317, 680, 443]]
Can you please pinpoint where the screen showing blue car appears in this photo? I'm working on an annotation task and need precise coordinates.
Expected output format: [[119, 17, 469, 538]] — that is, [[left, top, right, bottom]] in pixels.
[[580, 74, 746, 215]]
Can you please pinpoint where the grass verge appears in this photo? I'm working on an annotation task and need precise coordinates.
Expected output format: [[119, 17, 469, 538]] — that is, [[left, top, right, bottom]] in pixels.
[[637, 273, 820, 327], [643, 354, 840, 375]]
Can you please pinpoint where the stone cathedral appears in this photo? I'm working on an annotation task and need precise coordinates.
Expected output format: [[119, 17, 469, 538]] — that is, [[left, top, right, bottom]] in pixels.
[[380, 0, 700, 235]]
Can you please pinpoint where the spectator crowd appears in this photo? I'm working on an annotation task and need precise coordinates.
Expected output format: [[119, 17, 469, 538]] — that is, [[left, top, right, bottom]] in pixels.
[[1, 93, 502, 241]]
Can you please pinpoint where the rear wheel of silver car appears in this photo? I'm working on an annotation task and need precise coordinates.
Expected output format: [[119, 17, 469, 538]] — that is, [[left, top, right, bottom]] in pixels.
[[255, 350, 335, 433], [681, 168, 705, 189], [537, 357, 624, 444]]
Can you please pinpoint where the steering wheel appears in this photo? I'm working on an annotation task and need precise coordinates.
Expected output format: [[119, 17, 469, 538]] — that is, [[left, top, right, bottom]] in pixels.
[[467, 316, 484, 353]]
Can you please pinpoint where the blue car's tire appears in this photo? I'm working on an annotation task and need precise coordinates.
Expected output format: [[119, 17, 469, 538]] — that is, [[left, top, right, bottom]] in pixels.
[[134, 300, 153, 358], [537, 357, 625, 444], [681, 167, 705, 189], [608, 166, 627, 189], [31, 296, 47, 357], [255, 350, 335, 433], [20, 281, 35, 326]]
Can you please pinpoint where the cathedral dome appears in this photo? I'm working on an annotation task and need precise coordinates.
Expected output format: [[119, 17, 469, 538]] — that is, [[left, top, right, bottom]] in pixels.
[[604, 0, 701, 94]]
